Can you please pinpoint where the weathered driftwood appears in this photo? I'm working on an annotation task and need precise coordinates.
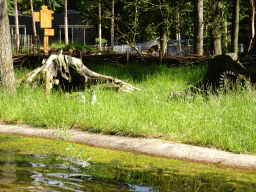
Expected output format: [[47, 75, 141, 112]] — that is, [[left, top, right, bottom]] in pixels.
[[170, 53, 256, 97], [19, 54, 141, 92]]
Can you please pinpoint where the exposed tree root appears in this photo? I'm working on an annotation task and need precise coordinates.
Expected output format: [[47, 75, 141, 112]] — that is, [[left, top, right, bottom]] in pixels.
[[18, 54, 141, 93]]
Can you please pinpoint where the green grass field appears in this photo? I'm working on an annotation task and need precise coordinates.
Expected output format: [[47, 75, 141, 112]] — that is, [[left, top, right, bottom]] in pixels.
[[1, 61, 256, 155]]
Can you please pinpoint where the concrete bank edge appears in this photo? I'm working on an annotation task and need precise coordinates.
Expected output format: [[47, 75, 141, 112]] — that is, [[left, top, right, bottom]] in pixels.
[[0, 124, 256, 171]]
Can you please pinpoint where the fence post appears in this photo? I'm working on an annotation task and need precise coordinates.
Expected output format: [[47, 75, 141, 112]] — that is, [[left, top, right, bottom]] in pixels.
[[11, 34, 13, 54], [38, 36, 41, 63], [126, 50, 129, 63], [25, 35, 27, 53], [15, 34, 18, 54], [159, 49, 162, 62], [28, 35, 31, 54], [19, 34, 21, 54]]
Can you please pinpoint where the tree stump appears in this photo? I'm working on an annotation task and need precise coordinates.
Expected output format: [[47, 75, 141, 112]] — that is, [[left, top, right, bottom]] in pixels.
[[170, 53, 256, 97], [19, 54, 141, 93]]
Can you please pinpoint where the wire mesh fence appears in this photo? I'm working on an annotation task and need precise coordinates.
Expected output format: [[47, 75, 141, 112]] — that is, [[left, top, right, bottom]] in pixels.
[[113, 41, 159, 54], [112, 39, 209, 56], [167, 39, 193, 56], [11, 34, 40, 54]]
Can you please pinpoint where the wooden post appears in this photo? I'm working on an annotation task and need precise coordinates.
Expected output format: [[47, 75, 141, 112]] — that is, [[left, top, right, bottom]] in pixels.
[[28, 35, 30, 54], [38, 36, 41, 62], [34, 6, 54, 55], [20, 34, 23, 54], [24, 35, 26, 53], [44, 70, 50, 99], [126, 50, 129, 63], [15, 34, 18, 54], [44, 35, 49, 55], [159, 49, 162, 62]]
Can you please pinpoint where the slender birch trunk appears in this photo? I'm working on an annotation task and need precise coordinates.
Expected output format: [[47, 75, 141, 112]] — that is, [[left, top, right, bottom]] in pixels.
[[14, 0, 19, 52], [247, 0, 255, 54], [30, 0, 37, 43], [99, 3, 102, 51], [231, 0, 239, 54], [193, 0, 203, 55], [64, 0, 69, 45], [111, 0, 114, 50]]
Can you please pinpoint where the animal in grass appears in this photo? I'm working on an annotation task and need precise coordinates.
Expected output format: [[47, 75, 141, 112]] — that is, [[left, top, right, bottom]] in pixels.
[[170, 54, 256, 98], [65, 90, 96, 104], [89, 90, 97, 104], [76, 92, 86, 103], [143, 43, 160, 54], [76, 90, 96, 104]]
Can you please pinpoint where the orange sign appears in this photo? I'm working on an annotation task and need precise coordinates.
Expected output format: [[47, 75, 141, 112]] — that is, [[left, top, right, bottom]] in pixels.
[[33, 6, 55, 55], [44, 29, 54, 36], [40, 6, 54, 28], [34, 12, 40, 22]]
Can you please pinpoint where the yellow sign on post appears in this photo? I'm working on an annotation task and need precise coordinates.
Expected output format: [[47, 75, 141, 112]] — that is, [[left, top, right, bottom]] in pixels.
[[44, 29, 54, 36], [34, 6, 54, 55], [40, 6, 54, 28], [34, 12, 40, 22]]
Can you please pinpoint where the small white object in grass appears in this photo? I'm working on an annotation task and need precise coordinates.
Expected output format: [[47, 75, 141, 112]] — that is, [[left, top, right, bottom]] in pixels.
[[90, 90, 96, 104], [77, 93, 85, 103]]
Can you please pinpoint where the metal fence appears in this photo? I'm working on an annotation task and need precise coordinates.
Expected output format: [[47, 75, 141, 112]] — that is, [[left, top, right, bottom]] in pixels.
[[113, 41, 159, 54], [167, 39, 193, 56], [11, 34, 40, 54], [112, 39, 209, 56]]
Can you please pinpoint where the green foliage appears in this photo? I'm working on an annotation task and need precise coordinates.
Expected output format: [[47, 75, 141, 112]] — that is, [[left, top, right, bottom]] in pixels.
[[7, 0, 252, 54], [49, 41, 94, 51], [95, 38, 108, 44], [8, 0, 65, 14]]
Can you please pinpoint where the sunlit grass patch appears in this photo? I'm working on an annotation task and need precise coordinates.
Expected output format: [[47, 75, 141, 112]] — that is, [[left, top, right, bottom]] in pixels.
[[1, 62, 256, 154]]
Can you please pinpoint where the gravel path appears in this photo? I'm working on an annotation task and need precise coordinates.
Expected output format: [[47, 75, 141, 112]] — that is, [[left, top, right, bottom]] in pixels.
[[1, 124, 256, 171]]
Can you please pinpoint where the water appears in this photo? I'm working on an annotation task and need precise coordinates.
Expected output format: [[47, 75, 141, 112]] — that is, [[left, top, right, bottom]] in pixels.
[[0, 151, 159, 191], [0, 149, 255, 191]]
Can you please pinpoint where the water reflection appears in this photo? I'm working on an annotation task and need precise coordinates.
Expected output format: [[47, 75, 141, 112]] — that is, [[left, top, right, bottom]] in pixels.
[[0, 152, 157, 191], [0, 150, 255, 191]]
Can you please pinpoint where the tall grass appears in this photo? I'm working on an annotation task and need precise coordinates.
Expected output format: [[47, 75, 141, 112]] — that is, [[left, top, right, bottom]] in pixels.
[[1, 62, 256, 154]]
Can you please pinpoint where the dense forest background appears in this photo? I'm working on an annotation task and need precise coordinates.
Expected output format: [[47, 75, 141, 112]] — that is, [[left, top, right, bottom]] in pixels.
[[4, 0, 256, 56]]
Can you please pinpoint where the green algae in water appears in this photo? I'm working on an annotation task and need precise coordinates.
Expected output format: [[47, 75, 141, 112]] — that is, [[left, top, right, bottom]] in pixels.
[[0, 134, 256, 191]]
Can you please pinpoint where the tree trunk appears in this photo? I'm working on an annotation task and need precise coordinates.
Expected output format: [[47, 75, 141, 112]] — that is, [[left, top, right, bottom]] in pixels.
[[209, 1, 222, 56], [111, 0, 114, 50], [160, 25, 167, 56], [212, 28, 222, 55], [176, 4, 181, 41], [99, 3, 102, 51], [223, 18, 228, 52], [30, 0, 37, 43], [0, 0, 16, 92], [246, 0, 255, 55], [64, 0, 69, 45], [231, 0, 239, 54], [14, 0, 19, 53], [193, 0, 203, 55]]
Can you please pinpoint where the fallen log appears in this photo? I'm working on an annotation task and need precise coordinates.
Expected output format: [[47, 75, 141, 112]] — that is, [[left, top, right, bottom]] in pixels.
[[18, 53, 141, 93]]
